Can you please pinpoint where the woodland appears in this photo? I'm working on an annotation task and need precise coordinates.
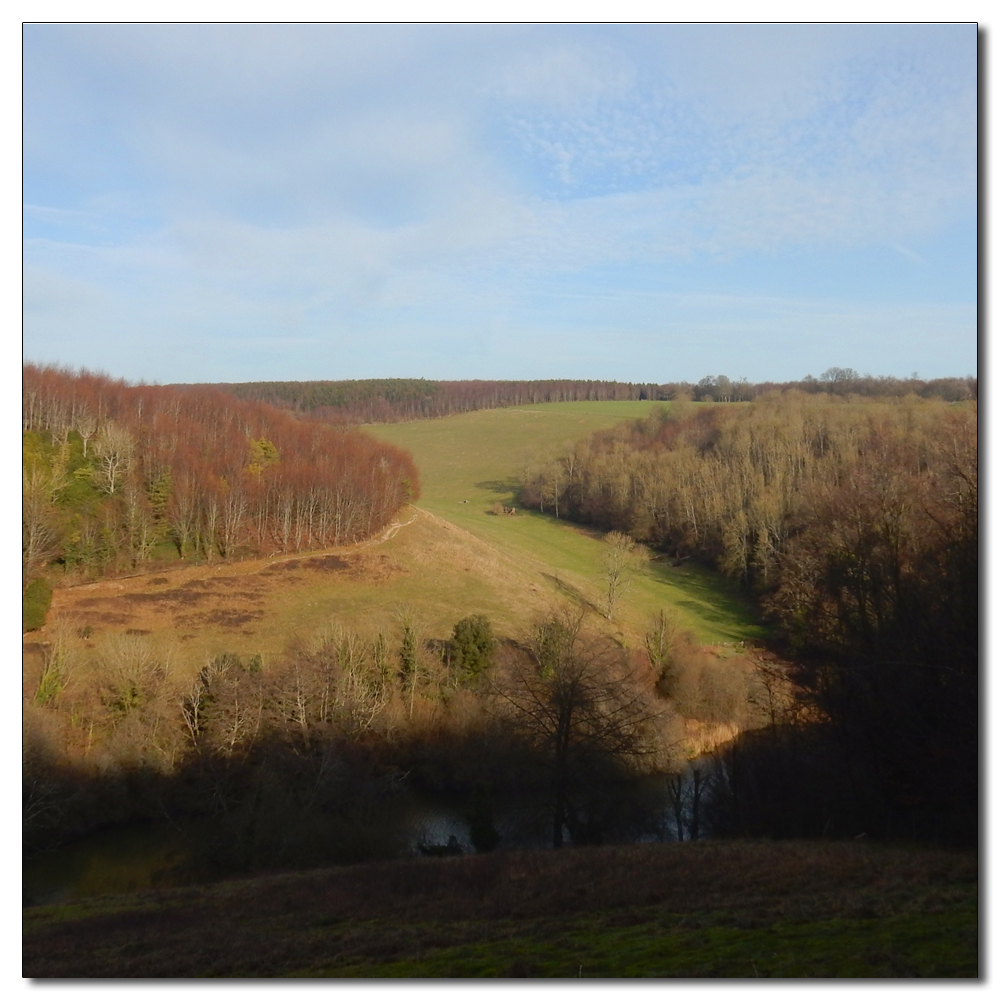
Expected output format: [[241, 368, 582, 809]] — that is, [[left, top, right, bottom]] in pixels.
[[22, 367, 978, 902], [520, 392, 978, 842], [22, 364, 419, 580], [190, 370, 975, 424]]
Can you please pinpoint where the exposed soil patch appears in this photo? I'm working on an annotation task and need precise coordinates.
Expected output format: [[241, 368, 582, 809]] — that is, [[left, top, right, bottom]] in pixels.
[[175, 609, 265, 629], [303, 555, 350, 572], [91, 612, 134, 625]]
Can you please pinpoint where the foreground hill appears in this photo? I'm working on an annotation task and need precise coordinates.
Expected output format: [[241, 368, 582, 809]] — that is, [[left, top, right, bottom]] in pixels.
[[23, 840, 977, 977]]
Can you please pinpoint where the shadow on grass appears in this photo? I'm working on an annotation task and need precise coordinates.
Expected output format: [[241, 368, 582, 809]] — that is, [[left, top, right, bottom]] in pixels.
[[541, 573, 603, 617], [474, 479, 521, 497], [645, 561, 767, 640]]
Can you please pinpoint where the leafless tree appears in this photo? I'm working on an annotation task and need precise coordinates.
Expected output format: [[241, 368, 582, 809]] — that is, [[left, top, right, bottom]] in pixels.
[[491, 613, 662, 847], [602, 531, 647, 621], [22, 467, 61, 578], [92, 421, 134, 495]]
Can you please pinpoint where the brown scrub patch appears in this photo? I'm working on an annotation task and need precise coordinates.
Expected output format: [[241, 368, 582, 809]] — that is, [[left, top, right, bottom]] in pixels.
[[92, 612, 134, 625], [301, 555, 350, 572], [263, 560, 301, 573], [176, 609, 265, 630]]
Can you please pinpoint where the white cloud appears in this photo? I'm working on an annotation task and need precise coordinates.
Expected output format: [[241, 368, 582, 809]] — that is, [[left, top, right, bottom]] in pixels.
[[22, 23, 977, 382]]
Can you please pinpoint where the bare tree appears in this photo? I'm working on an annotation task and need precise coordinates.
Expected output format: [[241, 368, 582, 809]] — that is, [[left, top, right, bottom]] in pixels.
[[645, 608, 680, 694], [75, 411, 97, 457], [602, 531, 646, 621], [22, 467, 61, 577], [491, 613, 662, 847], [93, 421, 134, 495]]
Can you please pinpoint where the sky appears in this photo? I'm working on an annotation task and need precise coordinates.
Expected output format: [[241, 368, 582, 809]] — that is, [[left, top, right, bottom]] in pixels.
[[22, 22, 978, 385]]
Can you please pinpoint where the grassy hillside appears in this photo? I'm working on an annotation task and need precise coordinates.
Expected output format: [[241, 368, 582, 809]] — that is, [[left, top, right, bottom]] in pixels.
[[368, 401, 763, 645], [23, 840, 977, 977], [33, 402, 761, 688]]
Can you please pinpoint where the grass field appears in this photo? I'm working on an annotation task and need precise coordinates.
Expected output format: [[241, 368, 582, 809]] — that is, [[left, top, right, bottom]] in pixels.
[[23, 840, 977, 977], [368, 401, 764, 645]]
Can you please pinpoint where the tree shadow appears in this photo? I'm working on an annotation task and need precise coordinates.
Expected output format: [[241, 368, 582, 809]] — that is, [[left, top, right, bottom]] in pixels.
[[474, 479, 520, 496], [541, 573, 603, 617], [644, 560, 766, 640]]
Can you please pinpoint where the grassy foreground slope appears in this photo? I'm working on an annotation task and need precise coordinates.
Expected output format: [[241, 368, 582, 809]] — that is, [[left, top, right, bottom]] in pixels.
[[23, 841, 976, 977], [368, 401, 763, 645]]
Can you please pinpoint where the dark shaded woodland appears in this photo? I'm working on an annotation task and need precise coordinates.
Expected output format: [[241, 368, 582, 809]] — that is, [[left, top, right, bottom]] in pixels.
[[520, 392, 978, 843]]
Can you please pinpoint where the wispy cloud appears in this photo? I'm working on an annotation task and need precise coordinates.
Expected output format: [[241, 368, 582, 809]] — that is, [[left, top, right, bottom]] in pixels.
[[23, 23, 977, 382]]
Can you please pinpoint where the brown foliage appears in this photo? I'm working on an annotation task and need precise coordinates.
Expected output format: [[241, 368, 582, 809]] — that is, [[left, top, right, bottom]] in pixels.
[[22, 364, 420, 575]]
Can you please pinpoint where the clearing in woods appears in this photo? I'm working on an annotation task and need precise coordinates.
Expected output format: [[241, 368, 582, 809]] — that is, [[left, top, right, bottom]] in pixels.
[[32, 401, 762, 681], [367, 401, 763, 643]]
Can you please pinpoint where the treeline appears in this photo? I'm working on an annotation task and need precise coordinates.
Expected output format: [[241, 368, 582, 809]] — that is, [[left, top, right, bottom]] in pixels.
[[185, 370, 977, 425], [521, 392, 978, 843], [22, 365, 419, 585], [188, 378, 665, 424], [688, 368, 976, 403]]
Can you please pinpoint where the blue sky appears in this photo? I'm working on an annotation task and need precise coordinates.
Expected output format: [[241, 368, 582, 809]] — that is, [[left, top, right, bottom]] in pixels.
[[22, 22, 977, 384]]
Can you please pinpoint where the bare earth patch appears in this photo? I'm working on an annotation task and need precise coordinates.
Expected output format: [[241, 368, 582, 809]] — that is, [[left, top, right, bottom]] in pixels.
[[33, 518, 420, 663]]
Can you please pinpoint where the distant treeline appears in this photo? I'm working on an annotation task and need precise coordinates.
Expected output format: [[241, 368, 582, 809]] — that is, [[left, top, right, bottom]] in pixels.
[[22, 365, 419, 583], [185, 378, 661, 423], [521, 391, 978, 842], [185, 369, 977, 424]]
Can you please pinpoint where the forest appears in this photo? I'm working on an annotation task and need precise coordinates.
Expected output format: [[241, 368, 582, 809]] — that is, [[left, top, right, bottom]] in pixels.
[[188, 370, 976, 424], [22, 364, 419, 590], [520, 392, 978, 842]]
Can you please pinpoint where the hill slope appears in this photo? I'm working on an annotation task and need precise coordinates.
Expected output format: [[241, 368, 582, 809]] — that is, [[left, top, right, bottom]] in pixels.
[[23, 840, 977, 977], [33, 402, 761, 683], [367, 401, 763, 644]]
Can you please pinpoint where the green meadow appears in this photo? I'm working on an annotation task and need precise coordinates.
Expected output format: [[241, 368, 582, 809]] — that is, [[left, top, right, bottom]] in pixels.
[[369, 401, 763, 645]]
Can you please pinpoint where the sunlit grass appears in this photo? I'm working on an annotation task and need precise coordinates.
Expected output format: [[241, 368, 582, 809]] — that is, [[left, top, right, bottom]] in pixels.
[[39, 401, 761, 677], [369, 401, 763, 644]]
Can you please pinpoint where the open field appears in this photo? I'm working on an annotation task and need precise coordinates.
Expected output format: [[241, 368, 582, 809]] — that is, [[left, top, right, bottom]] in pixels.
[[30, 402, 762, 685], [23, 840, 977, 977], [369, 401, 764, 645], [30, 508, 600, 682]]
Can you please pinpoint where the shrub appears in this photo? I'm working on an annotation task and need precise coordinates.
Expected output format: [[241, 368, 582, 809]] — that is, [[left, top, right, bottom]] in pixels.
[[23, 577, 53, 632], [450, 615, 496, 680]]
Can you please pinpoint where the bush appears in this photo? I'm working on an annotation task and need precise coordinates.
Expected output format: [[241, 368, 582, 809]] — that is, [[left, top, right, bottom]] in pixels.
[[450, 615, 496, 680], [23, 577, 53, 632]]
